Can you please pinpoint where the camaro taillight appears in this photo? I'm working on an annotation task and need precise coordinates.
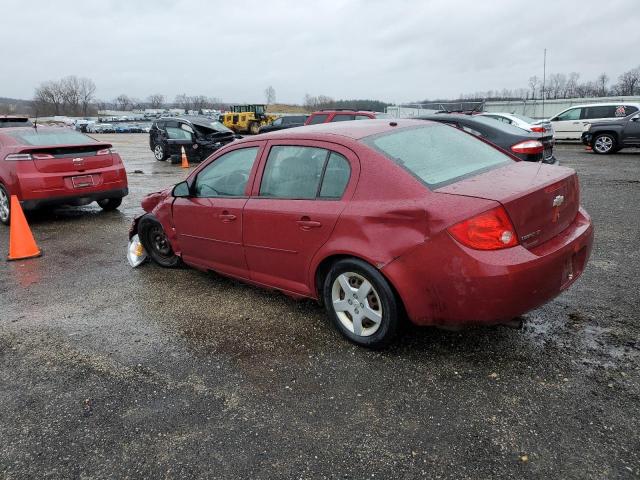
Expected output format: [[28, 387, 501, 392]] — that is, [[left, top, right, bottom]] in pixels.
[[511, 140, 544, 155], [4, 153, 33, 161], [448, 206, 519, 250], [530, 126, 545, 133]]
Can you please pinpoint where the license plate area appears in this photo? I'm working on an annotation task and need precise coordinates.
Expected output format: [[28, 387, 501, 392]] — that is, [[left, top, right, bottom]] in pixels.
[[72, 174, 94, 188]]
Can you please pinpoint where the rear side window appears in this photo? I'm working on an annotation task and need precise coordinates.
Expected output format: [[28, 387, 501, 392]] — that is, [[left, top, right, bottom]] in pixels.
[[307, 114, 328, 125], [583, 105, 617, 119], [330, 114, 355, 122], [319, 153, 351, 198], [6, 129, 96, 146], [259, 146, 351, 199], [364, 124, 510, 189]]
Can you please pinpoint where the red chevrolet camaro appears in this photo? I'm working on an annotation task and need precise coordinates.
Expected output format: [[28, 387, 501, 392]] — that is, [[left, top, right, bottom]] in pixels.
[[132, 119, 593, 347], [0, 126, 128, 224]]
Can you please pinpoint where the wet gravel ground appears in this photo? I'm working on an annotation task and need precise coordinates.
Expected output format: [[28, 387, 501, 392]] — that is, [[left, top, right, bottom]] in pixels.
[[1, 134, 639, 479]]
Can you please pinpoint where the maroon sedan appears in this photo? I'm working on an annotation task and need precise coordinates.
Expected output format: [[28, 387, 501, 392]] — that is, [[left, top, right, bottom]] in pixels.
[[131, 119, 593, 347], [0, 127, 128, 224]]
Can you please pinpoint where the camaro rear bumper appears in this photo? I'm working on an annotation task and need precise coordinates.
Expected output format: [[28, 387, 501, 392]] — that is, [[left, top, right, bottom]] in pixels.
[[382, 207, 594, 326]]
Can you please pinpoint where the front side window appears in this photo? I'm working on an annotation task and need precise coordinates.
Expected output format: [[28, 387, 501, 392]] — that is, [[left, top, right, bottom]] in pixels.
[[194, 147, 258, 197], [330, 114, 356, 122], [259, 146, 352, 200], [307, 114, 328, 125], [166, 127, 192, 140], [556, 108, 581, 121], [365, 124, 510, 189]]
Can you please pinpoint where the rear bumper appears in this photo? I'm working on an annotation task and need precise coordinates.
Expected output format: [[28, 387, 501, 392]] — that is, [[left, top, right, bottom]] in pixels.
[[382, 207, 593, 326], [21, 187, 128, 210]]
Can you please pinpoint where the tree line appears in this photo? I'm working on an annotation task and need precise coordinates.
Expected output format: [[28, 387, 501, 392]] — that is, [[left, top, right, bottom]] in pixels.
[[452, 66, 640, 102], [303, 94, 390, 112]]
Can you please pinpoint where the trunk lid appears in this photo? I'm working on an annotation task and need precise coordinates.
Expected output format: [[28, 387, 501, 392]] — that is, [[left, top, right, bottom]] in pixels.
[[22, 143, 114, 173], [437, 162, 579, 248]]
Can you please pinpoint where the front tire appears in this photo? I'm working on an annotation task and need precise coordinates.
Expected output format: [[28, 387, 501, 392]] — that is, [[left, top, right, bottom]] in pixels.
[[0, 184, 10, 226], [153, 143, 168, 161], [592, 133, 616, 154], [97, 197, 122, 211], [323, 258, 400, 348], [138, 216, 181, 268]]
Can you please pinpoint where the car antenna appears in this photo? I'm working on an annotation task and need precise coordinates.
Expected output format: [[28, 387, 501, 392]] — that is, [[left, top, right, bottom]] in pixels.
[[33, 110, 38, 130]]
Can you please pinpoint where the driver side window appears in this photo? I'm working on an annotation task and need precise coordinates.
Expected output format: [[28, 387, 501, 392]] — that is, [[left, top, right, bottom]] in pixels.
[[195, 147, 259, 198]]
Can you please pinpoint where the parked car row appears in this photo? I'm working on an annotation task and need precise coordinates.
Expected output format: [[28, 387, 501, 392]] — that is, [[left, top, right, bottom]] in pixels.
[[87, 123, 151, 134]]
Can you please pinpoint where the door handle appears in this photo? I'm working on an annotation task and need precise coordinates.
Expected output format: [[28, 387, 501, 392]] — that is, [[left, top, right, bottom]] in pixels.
[[296, 216, 322, 230], [219, 211, 237, 223]]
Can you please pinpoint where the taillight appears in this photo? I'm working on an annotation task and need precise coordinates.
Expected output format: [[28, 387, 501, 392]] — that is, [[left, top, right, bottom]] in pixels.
[[4, 153, 32, 161], [97, 148, 112, 155], [530, 126, 545, 133], [511, 140, 544, 155], [448, 206, 519, 250]]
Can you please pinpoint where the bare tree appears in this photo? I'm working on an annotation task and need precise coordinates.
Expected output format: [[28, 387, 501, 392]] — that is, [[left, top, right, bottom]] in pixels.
[[174, 94, 189, 111], [615, 67, 640, 95], [596, 73, 609, 97], [528, 76, 539, 99], [78, 77, 96, 116], [114, 94, 131, 111], [60, 76, 82, 115], [34, 80, 65, 115], [264, 85, 276, 105], [147, 93, 165, 109]]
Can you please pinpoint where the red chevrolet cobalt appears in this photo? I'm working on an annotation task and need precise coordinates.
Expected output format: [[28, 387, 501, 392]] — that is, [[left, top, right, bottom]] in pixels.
[[131, 119, 593, 347], [0, 126, 128, 224]]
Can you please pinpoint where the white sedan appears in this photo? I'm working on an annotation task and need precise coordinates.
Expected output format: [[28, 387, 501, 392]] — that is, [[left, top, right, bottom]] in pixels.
[[478, 112, 554, 138]]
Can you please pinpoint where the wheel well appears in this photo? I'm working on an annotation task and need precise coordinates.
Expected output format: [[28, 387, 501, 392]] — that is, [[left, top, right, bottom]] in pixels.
[[313, 254, 406, 315], [593, 130, 620, 142]]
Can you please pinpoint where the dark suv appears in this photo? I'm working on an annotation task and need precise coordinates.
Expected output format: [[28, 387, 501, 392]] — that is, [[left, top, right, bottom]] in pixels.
[[581, 111, 640, 154], [149, 116, 236, 163], [304, 110, 390, 125], [259, 115, 308, 133]]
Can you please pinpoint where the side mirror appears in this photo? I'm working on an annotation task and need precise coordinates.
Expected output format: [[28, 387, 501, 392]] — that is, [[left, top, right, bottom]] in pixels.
[[173, 181, 191, 197]]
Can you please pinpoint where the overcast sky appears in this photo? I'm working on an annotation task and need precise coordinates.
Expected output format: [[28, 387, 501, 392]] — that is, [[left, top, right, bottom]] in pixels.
[[1, 0, 639, 104]]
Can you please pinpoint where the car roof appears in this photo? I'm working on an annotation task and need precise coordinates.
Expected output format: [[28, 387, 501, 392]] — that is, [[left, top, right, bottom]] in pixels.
[[560, 102, 640, 109], [310, 110, 374, 115], [250, 118, 429, 141], [419, 113, 534, 136]]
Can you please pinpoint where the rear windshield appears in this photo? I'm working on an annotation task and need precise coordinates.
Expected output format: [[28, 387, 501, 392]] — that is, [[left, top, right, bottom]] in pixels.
[[364, 124, 511, 189], [6, 129, 97, 146]]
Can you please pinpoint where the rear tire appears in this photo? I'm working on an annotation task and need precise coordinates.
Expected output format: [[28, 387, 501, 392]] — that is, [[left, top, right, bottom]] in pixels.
[[0, 184, 10, 226], [322, 258, 399, 348], [592, 133, 616, 154], [97, 197, 122, 211], [138, 215, 181, 268], [153, 143, 167, 161]]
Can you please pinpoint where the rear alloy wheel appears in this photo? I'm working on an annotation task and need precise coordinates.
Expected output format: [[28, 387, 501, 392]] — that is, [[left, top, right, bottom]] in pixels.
[[97, 197, 123, 211], [592, 133, 616, 154], [0, 185, 10, 225], [153, 144, 167, 161], [323, 258, 399, 348], [138, 216, 181, 268]]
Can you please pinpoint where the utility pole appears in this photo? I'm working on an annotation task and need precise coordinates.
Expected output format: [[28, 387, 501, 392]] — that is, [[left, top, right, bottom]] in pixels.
[[542, 48, 547, 118]]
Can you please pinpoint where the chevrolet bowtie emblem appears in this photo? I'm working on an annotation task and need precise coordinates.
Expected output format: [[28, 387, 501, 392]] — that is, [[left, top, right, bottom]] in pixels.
[[552, 195, 564, 207]]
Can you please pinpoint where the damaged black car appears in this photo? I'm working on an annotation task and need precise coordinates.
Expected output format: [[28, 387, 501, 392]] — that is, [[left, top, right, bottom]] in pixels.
[[149, 116, 238, 164]]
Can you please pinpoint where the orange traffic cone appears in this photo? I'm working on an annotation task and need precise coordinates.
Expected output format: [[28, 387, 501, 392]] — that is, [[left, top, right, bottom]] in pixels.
[[7, 195, 41, 261], [180, 147, 189, 169]]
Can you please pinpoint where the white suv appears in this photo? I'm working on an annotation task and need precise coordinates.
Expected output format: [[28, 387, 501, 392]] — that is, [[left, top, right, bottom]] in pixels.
[[549, 103, 640, 140]]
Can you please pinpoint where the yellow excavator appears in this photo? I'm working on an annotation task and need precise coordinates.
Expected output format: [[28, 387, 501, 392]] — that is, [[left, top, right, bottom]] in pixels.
[[220, 104, 278, 134]]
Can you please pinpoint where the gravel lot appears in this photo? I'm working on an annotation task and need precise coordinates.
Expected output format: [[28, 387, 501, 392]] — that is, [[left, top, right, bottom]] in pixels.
[[1, 134, 639, 479]]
